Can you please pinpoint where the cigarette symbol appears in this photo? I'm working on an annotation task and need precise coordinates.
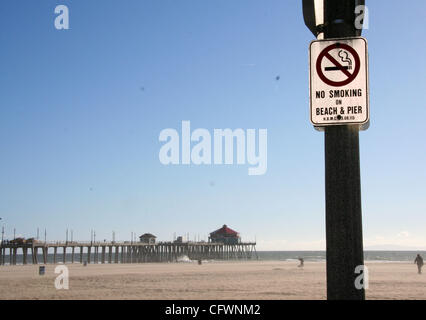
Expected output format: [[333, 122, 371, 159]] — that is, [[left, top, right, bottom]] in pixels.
[[325, 50, 353, 71]]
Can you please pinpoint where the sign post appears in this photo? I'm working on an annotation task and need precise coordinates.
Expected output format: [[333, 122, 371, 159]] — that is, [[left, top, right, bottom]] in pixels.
[[303, 0, 367, 300]]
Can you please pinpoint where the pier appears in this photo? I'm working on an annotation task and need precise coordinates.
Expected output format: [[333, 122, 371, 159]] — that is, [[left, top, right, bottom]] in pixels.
[[0, 241, 257, 265]]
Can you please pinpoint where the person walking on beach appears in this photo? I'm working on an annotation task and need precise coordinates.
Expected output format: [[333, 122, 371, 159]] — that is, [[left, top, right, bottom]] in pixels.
[[298, 258, 304, 268], [414, 254, 423, 274]]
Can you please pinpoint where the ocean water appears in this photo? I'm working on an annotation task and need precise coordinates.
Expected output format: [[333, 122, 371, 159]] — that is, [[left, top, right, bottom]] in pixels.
[[256, 251, 426, 263], [1, 251, 424, 265]]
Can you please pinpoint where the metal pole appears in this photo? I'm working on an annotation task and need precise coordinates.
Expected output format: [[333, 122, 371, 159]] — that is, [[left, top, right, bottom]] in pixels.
[[323, 0, 365, 300]]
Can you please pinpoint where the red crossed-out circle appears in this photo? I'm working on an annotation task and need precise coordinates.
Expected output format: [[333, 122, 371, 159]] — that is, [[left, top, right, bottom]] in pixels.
[[316, 43, 361, 87]]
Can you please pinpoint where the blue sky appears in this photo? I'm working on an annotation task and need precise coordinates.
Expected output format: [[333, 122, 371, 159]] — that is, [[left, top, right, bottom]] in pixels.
[[0, 1, 425, 250]]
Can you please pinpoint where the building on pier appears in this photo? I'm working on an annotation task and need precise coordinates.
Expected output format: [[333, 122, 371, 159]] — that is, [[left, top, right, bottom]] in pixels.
[[139, 233, 156, 244], [174, 236, 183, 243], [209, 224, 240, 245]]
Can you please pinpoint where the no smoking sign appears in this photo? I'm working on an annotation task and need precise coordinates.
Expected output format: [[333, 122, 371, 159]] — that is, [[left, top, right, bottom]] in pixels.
[[309, 37, 369, 130]]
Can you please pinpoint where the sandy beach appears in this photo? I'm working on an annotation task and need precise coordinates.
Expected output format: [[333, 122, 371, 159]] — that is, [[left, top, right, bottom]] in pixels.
[[0, 261, 424, 300]]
